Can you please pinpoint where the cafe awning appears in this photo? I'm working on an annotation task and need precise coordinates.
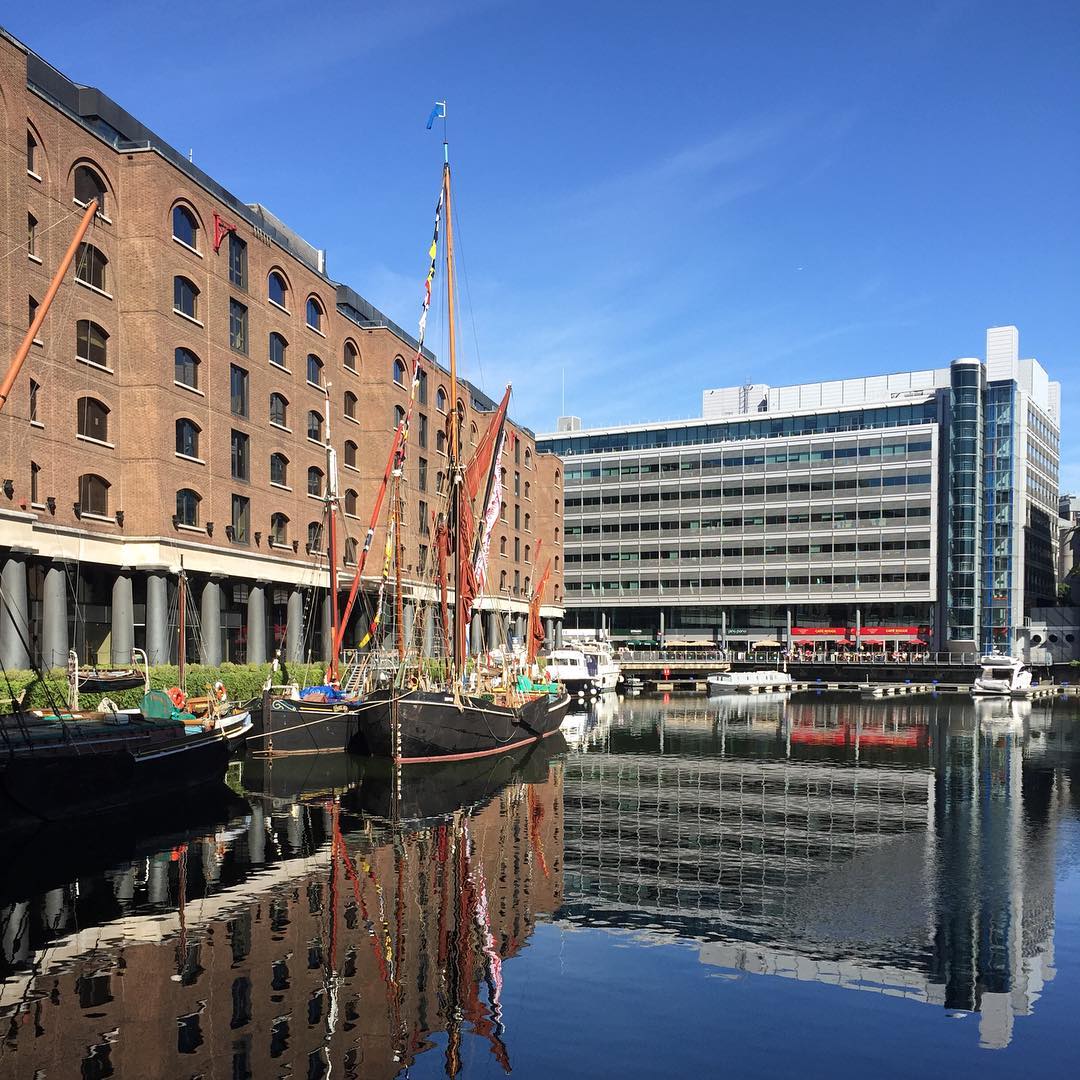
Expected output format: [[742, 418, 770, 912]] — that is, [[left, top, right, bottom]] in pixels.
[[752, 639, 782, 648]]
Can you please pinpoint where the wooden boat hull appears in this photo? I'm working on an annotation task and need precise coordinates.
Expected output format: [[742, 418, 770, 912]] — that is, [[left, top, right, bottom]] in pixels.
[[352, 688, 571, 763], [75, 670, 145, 693], [252, 693, 362, 755], [0, 728, 228, 832]]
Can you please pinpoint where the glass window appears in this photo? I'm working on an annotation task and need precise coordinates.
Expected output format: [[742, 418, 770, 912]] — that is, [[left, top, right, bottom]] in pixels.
[[174, 276, 199, 319], [394, 404, 406, 428], [268, 270, 287, 307], [27, 213, 37, 257], [418, 370, 428, 405], [343, 391, 357, 420], [231, 494, 250, 543], [307, 411, 323, 442], [393, 357, 407, 385], [229, 299, 248, 353], [436, 387, 448, 412], [305, 297, 323, 331], [307, 353, 323, 386], [73, 165, 106, 215], [27, 130, 37, 174], [307, 521, 323, 552], [269, 332, 288, 368], [308, 467, 324, 497], [269, 392, 288, 427], [29, 378, 40, 423], [176, 488, 200, 526], [418, 413, 428, 449], [76, 320, 109, 368], [77, 397, 109, 441], [270, 512, 288, 545], [344, 440, 357, 468], [436, 429, 446, 454], [31, 460, 40, 504], [344, 537, 358, 564], [418, 456, 427, 491], [270, 452, 288, 486], [228, 233, 247, 289], [231, 429, 250, 480], [79, 473, 109, 516], [76, 243, 108, 291], [172, 205, 198, 248], [175, 418, 200, 458], [343, 341, 358, 371], [175, 347, 199, 388], [230, 365, 249, 417], [344, 489, 358, 515]]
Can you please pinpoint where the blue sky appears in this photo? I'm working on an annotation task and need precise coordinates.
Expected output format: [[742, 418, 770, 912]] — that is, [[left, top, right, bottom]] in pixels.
[[7, 1, 1078, 485]]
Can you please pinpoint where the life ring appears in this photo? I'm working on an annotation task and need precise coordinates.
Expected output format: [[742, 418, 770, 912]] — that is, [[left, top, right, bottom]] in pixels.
[[167, 686, 187, 709], [213, 681, 228, 703]]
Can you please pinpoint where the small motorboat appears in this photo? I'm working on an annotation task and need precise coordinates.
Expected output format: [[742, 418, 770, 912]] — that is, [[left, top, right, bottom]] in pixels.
[[970, 655, 1034, 698], [707, 670, 793, 695]]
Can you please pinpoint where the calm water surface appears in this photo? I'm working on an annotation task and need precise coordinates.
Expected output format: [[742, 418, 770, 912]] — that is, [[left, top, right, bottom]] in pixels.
[[2, 692, 1080, 1078]]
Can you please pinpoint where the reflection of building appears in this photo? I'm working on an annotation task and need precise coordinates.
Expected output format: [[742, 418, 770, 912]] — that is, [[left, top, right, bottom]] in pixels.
[[560, 698, 1061, 1048], [539, 327, 1060, 654], [0, 766, 563, 1079]]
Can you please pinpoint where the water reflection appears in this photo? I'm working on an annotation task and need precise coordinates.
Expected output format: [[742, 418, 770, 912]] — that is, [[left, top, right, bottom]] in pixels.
[[0, 748, 564, 1079], [1, 693, 1078, 1074], [560, 692, 1078, 1051]]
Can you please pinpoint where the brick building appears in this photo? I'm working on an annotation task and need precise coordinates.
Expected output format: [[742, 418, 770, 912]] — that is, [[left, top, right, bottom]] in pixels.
[[0, 26, 563, 670]]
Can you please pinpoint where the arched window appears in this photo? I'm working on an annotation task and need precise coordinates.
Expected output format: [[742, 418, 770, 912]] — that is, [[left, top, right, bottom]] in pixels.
[[436, 429, 446, 454], [524, 576, 531, 595], [344, 391, 357, 420], [76, 243, 108, 291], [78, 473, 109, 516], [77, 397, 109, 442], [344, 489, 358, 516], [27, 130, 39, 174], [73, 165, 107, 215], [76, 320, 109, 368], [393, 404, 406, 428], [436, 471, 445, 493], [270, 452, 289, 487], [172, 204, 198, 248], [525, 544, 531, 563], [270, 512, 289, 545], [524, 481, 531, 500], [307, 410, 323, 442], [174, 276, 199, 319], [555, 498, 560, 515], [554, 555, 560, 570], [436, 387, 448, 412], [269, 392, 288, 428], [306, 353, 323, 387], [499, 570, 507, 591], [175, 488, 200, 526], [554, 468, 561, 484], [500, 500, 506, 521], [470, 422, 478, 445], [344, 537, 358, 565], [343, 341, 358, 371], [174, 347, 199, 388], [524, 448, 532, 468], [393, 357, 407, 386], [308, 466, 324, 497], [555, 526, 561, 543], [499, 536, 507, 556], [268, 270, 288, 307], [175, 418, 200, 458], [307, 521, 323, 553], [344, 440, 358, 468], [524, 512, 531, 531], [269, 332, 288, 368], [305, 296, 324, 331]]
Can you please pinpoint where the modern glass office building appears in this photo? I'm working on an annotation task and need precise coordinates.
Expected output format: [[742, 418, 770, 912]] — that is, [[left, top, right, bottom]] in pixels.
[[536, 327, 1060, 653]]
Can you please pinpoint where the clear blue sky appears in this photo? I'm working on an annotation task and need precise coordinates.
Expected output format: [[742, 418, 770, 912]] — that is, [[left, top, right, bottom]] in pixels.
[[7, 1, 1078, 486]]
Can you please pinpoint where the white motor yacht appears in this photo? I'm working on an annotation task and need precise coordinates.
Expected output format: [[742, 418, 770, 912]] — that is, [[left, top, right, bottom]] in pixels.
[[970, 655, 1034, 698], [578, 639, 621, 692], [707, 670, 793, 695], [544, 649, 598, 696]]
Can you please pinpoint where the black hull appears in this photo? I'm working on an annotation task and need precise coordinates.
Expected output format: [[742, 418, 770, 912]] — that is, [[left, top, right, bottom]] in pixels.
[[353, 688, 571, 763], [76, 672, 145, 693], [253, 693, 361, 755], [344, 730, 568, 822], [561, 676, 598, 696], [0, 732, 229, 833]]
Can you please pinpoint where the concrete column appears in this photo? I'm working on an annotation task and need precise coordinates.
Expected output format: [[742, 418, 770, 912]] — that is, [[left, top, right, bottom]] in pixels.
[[487, 610, 500, 650], [423, 606, 435, 657], [286, 589, 304, 663], [41, 563, 69, 669], [470, 612, 483, 655], [404, 602, 416, 651], [247, 585, 267, 665], [111, 572, 134, 666], [200, 580, 222, 666], [0, 554, 31, 669], [515, 613, 526, 643], [545, 617, 554, 648], [555, 619, 564, 648], [659, 609, 665, 647], [145, 571, 168, 665], [855, 608, 862, 652], [721, 610, 727, 647], [786, 608, 792, 648]]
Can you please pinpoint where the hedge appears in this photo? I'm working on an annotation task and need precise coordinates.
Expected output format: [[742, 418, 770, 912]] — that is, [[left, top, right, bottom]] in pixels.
[[0, 660, 328, 712]]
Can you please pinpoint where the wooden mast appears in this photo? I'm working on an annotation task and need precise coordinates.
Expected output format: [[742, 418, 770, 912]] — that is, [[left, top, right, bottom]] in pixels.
[[178, 563, 187, 696], [324, 385, 342, 684], [0, 200, 98, 414], [443, 148, 467, 675]]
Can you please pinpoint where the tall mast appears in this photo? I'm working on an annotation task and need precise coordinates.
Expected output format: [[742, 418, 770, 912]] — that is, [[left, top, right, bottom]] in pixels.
[[324, 385, 342, 683], [443, 149, 467, 674], [178, 562, 187, 693]]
